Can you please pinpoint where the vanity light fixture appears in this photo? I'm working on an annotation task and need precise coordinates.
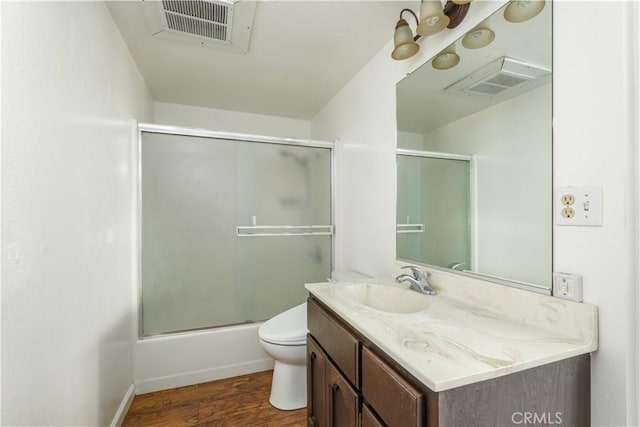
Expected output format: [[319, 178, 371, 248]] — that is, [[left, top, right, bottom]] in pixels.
[[391, 9, 421, 60], [444, 0, 470, 29], [432, 44, 460, 70], [417, 0, 450, 36], [503, 0, 545, 23], [462, 20, 495, 49], [391, 1, 470, 61]]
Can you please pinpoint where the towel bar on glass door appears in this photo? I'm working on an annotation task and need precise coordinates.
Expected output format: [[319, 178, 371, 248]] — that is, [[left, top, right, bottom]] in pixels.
[[236, 225, 333, 237], [396, 224, 425, 234]]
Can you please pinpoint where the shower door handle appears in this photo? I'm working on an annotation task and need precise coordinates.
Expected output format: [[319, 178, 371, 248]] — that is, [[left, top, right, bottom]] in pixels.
[[396, 223, 425, 234], [236, 225, 333, 237]]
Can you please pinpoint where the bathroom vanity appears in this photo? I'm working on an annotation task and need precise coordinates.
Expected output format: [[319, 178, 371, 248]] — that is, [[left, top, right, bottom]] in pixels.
[[305, 272, 597, 426]]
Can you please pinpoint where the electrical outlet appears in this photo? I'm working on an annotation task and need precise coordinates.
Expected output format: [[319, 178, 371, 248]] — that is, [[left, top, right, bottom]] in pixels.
[[553, 272, 583, 302], [556, 185, 603, 226], [561, 195, 575, 205]]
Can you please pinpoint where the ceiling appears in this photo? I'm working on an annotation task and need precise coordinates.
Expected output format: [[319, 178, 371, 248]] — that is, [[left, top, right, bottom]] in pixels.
[[107, 0, 414, 120], [397, 1, 551, 135]]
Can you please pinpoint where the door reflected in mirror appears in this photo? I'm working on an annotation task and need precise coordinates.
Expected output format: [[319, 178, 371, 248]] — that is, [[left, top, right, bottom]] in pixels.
[[396, 1, 552, 292]]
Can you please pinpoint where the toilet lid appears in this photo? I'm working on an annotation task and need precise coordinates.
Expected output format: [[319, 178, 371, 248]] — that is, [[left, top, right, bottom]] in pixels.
[[259, 302, 307, 345]]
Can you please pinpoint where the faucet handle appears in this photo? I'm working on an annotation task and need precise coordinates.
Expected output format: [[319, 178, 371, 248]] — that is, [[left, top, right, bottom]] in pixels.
[[401, 265, 427, 281]]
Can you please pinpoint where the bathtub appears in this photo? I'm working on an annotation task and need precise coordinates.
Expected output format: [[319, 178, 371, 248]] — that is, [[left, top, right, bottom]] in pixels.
[[134, 322, 274, 393]]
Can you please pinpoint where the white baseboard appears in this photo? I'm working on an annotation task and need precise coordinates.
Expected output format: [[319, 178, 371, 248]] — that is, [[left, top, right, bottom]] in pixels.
[[135, 358, 275, 395], [110, 384, 136, 427]]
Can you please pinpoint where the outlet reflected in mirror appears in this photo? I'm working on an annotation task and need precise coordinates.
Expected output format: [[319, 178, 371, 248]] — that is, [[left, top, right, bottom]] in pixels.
[[395, 1, 552, 292]]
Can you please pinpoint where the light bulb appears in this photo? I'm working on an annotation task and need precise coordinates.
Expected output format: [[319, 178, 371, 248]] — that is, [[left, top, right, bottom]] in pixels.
[[391, 19, 420, 60], [417, 0, 449, 36], [432, 45, 460, 70], [504, 0, 545, 23], [462, 25, 495, 49]]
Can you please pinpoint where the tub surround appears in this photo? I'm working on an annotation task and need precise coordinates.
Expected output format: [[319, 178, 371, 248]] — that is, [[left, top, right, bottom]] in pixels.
[[305, 268, 597, 392]]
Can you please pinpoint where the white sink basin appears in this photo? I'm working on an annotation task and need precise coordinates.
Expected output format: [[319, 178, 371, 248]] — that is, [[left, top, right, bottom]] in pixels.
[[333, 283, 431, 314]]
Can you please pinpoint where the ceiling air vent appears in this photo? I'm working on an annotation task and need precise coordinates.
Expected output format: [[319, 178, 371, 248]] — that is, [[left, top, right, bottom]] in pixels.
[[162, 0, 231, 41], [445, 57, 551, 98], [143, 0, 255, 53]]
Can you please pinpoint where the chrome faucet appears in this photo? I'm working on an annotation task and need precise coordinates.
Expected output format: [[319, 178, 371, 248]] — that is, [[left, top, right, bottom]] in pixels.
[[395, 265, 437, 295], [446, 261, 466, 271]]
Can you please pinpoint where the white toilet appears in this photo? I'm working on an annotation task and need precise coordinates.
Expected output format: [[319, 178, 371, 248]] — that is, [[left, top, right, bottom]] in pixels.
[[258, 302, 308, 410]]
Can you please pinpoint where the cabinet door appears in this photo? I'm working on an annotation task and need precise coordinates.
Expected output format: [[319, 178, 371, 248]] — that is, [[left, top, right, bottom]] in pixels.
[[327, 360, 359, 427], [308, 336, 327, 427], [362, 403, 385, 427], [362, 347, 423, 426]]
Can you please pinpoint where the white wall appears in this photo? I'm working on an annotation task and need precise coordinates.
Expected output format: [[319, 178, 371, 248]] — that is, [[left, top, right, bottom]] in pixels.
[[635, 2, 640, 423], [154, 101, 311, 139], [423, 85, 552, 286], [397, 131, 424, 150], [553, 2, 637, 425], [1, 2, 152, 425], [310, 48, 398, 277], [311, 1, 638, 425]]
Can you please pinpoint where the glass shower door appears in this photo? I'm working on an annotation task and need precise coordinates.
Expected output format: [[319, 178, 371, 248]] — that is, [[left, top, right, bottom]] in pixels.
[[140, 131, 332, 336], [397, 154, 470, 269], [234, 142, 332, 322]]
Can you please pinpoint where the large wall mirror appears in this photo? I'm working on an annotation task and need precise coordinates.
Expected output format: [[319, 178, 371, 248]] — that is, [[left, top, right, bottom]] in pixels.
[[396, 1, 552, 293]]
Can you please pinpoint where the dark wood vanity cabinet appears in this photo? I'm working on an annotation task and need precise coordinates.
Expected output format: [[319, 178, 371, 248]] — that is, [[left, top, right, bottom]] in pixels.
[[307, 295, 360, 427], [307, 336, 359, 426], [307, 297, 424, 427], [307, 296, 591, 427]]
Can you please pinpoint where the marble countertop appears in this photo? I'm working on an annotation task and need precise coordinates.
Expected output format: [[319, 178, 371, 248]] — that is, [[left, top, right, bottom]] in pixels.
[[305, 269, 598, 392]]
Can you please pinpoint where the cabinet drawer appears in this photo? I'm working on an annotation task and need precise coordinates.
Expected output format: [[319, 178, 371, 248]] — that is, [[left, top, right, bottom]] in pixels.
[[362, 403, 385, 427], [362, 346, 423, 427], [307, 298, 359, 386]]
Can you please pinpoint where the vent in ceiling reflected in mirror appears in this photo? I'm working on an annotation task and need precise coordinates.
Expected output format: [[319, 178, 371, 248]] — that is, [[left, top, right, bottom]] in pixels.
[[445, 57, 551, 98], [143, 0, 256, 53]]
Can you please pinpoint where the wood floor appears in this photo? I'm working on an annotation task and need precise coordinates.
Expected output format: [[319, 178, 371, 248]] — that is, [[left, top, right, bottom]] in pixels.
[[123, 370, 307, 427]]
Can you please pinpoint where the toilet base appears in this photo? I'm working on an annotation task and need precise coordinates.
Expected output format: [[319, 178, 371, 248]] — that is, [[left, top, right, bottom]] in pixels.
[[268, 360, 307, 410]]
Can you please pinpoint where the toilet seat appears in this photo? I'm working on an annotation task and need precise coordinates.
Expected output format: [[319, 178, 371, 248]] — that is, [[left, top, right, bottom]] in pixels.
[[258, 302, 307, 346]]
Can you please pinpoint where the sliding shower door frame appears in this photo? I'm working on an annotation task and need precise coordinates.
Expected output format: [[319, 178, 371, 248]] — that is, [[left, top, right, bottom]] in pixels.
[[396, 148, 477, 271], [136, 123, 336, 339]]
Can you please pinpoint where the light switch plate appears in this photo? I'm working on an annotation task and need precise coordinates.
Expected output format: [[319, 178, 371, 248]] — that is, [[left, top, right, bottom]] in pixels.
[[553, 272, 583, 302], [556, 185, 603, 226]]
